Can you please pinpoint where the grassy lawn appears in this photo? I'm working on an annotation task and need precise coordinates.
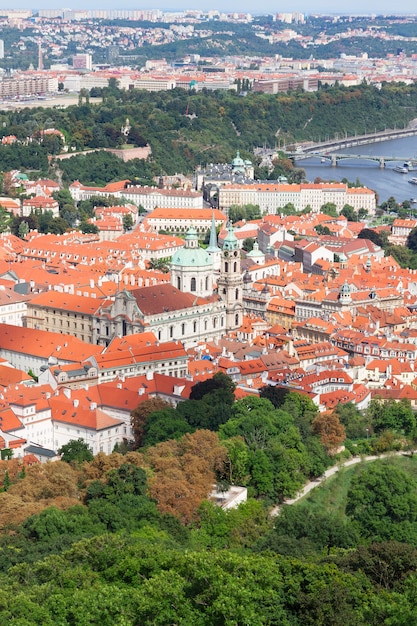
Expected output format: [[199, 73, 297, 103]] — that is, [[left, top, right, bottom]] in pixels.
[[294, 454, 417, 516]]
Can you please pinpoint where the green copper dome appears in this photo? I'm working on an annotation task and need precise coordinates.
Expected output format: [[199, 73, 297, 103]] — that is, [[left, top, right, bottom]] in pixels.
[[223, 223, 239, 251], [171, 227, 213, 268]]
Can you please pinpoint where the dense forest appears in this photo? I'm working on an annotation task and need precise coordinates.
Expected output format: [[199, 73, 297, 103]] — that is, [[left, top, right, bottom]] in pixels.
[[1, 81, 417, 185], [0, 377, 416, 623]]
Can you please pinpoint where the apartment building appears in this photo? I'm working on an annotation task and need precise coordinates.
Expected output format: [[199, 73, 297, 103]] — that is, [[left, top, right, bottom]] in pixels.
[[218, 182, 376, 214]]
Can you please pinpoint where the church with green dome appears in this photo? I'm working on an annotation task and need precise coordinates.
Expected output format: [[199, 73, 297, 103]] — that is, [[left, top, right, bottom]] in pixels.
[[170, 226, 214, 298]]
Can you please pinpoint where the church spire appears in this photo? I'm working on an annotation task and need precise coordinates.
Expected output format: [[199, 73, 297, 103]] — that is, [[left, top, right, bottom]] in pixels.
[[207, 211, 220, 252], [207, 211, 221, 271]]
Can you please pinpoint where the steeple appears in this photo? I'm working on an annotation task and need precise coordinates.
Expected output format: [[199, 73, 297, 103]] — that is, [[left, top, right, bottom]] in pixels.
[[207, 211, 221, 271], [207, 211, 219, 250], [223, 222, 239, 251], [217, 222, 243, 330]]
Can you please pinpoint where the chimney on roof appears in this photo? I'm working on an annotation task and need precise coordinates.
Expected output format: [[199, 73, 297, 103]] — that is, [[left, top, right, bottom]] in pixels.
[[146, 370, 154, 381], [63, 388, 71, 399], [90, 402, 97, 410], [138, 387, 145, 395], [73, 399, 79, 408], [90, 279, 95, 289]]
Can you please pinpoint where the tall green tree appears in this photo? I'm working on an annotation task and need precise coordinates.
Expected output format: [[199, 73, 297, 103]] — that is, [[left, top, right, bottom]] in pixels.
[[58, 439, 93, 465], [346, 462, 417, 543]]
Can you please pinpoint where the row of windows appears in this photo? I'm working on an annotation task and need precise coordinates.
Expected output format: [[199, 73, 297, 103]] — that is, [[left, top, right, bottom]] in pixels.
[[177, 276, 210, 292], [161, 317, 226, 340]]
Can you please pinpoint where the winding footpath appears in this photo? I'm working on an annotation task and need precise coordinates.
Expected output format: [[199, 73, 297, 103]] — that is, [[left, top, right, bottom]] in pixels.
[[270, 450, 412, 517]]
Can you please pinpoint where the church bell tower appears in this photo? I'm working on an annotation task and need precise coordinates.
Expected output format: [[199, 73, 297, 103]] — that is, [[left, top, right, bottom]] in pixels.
[[217, 223, 243, 330]]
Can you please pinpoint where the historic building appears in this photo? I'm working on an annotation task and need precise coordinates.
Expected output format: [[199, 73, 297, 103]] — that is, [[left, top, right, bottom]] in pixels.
[[295, 281, 404, 322], [217, 181, 376, 214], [170, 227, 214, 298], [25, 221, 243, 349], [217, 224, 244, 330], [95, 222, 243, 347]]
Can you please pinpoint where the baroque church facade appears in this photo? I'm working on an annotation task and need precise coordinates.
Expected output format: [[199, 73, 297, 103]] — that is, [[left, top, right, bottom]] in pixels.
[[94, 219, 243, 348]]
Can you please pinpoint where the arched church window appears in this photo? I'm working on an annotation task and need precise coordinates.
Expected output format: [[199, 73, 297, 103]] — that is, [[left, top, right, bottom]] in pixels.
[[193, 321, 197, 333], [205, 276, 209, 291], [225, 262, 229, 273], [177, 276, 181, 290], [233, 262, 237, 272], [191, 277, 196, 292], [235, 288, 239, 300], [235, 313, 239, 326]]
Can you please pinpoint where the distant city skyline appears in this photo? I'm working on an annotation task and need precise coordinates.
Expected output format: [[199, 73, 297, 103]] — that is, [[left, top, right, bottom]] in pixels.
[[4, 2, 417, 15]]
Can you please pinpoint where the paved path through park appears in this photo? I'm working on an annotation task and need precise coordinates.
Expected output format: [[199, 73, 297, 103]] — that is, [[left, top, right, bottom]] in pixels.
[[270, 450, 410, 517]]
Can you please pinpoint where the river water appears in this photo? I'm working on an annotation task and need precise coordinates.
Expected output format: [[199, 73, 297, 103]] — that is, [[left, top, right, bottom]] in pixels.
[[300, 135, 417, 204]]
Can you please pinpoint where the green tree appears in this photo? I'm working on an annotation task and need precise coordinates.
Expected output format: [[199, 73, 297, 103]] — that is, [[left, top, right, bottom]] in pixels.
[[147, 257, 170, 273], [18, 220, 29, 239], [261, 505, 359, 556], [314, 224, 331, 235], [341, 204, 358, 221], [341, 541, 417, 590], [242, 237, 254, 252], [367, 398, 416, 435], [358, 227, 388, 248], [53, 189, 75, 210], [336, 401, 370, 439], [407, 226, 417, 252], [142, 408, 192, 447], [12, 214, 37, 237], [189, 372, 235, 402], [58, 439, 94, 465], [0, 206, 12, 233], [123, 212, 134, 231], [346, 461, 417, 543], [80, 221, 99, 234], [259, 385, 291, 409], [3, 470, 10, 492], [278, 202, 297, 215], [321, 202, 338, 217], [131, 397, 172, 449]]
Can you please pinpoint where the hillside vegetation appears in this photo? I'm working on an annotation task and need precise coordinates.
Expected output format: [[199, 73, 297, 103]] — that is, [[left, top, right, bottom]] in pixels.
[[0, 383, 417, 622], [0, 82, 416, 183]]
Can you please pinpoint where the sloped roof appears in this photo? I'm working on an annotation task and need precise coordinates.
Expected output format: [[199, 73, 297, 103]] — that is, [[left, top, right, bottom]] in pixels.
[[131, 284, 209, 315]]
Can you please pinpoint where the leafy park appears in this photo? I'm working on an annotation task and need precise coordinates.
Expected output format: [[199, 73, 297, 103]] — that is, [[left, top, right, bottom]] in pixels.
[[0, 81, 417, 184], [0, 374, 417, 623]]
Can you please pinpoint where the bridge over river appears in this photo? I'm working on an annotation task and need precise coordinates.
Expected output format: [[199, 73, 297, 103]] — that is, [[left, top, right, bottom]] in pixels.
[[295, 152, 417, 168], [283, 126, 417, 168]]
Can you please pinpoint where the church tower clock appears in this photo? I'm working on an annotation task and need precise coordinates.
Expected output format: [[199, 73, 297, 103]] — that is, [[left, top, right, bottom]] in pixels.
[[217, 223, 243, 330]]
